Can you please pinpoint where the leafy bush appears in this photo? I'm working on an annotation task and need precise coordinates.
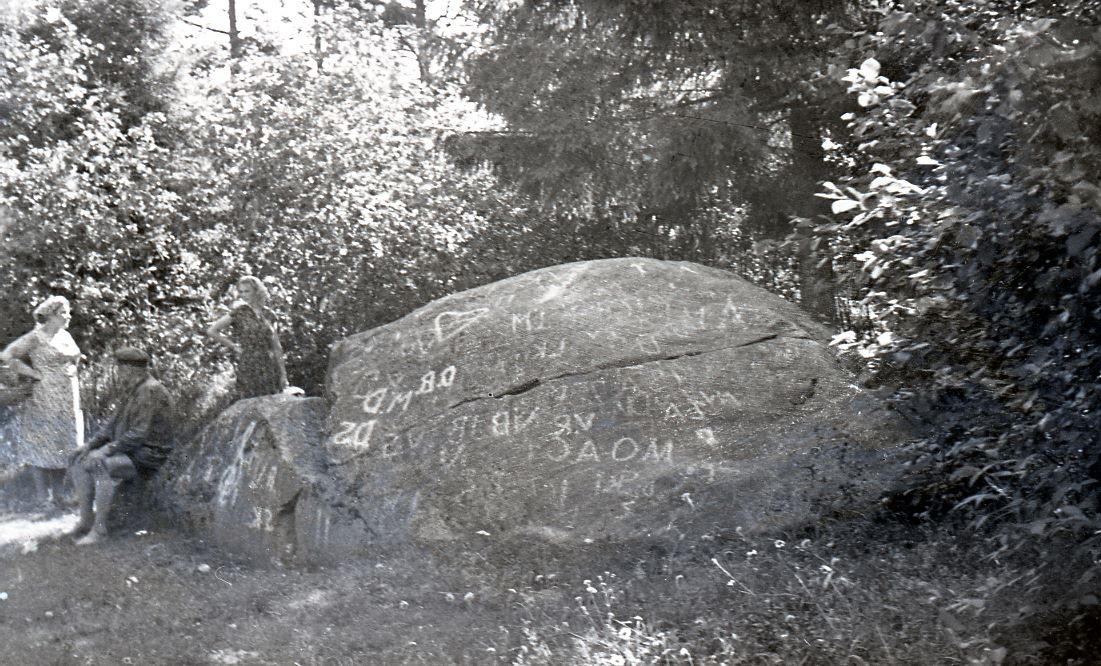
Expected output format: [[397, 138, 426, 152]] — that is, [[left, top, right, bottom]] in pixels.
[[814, 0, 1101, 636], [0, 4, 530, 422]]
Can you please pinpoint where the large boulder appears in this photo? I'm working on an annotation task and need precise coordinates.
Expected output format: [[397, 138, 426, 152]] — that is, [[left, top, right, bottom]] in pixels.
[[321, 257, 895, 557]]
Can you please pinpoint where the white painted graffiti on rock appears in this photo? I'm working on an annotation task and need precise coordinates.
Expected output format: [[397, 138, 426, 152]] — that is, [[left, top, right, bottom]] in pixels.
[[539, 436, 674, 465], [331, 419, 378, 452], [355, 365, 457, 415]]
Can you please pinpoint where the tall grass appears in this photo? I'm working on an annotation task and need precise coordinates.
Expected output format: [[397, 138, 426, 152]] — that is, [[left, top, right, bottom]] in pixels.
[[508, 528, 1021, 665]]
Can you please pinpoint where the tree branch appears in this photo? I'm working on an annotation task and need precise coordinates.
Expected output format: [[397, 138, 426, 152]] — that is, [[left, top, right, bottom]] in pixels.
[[395, 32, 418, 55], [179, 16, 232, 37]]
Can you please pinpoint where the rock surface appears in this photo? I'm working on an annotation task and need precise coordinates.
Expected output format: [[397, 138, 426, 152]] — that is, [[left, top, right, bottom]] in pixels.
[[322, 257, 884, 557], [156, 395, 370, 564]]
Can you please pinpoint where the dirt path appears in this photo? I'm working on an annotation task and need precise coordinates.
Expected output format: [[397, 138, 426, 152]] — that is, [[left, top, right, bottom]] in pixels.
[[0, 510, 79, 555], [0, 507, 537, 665]]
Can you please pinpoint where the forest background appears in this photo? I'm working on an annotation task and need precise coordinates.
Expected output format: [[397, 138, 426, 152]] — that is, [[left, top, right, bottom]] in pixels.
[[1, 0, 1100, 663]]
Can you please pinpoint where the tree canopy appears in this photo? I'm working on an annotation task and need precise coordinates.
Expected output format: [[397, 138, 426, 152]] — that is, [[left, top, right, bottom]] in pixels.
[[453, 0, 880, 318], [461, 0, 844, 213]]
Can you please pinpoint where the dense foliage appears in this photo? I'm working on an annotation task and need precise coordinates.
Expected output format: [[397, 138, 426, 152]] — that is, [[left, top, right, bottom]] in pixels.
[[817, 0, 1101, 633], [1, 1, 527, 409], [461, 0, 842, 216], [456, 0, 855, 317]]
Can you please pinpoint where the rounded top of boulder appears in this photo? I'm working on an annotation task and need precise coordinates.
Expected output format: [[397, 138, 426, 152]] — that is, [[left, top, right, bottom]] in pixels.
[[329, 257, 830, 386]]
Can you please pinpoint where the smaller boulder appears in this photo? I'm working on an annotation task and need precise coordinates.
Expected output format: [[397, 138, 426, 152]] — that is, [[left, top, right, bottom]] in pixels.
[[156, 395, 370, 564]]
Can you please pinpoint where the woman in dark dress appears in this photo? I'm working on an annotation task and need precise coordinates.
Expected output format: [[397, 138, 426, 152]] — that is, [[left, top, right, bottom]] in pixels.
[[206, 276, 288, 400]]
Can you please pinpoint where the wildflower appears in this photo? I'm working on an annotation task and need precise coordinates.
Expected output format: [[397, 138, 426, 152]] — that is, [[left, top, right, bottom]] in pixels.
[[618, 626, 632, 640], [774, 540, 786, 549]]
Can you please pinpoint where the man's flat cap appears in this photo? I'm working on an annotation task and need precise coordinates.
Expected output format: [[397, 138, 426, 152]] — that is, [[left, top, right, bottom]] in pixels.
[[114, 347, 150, 366]]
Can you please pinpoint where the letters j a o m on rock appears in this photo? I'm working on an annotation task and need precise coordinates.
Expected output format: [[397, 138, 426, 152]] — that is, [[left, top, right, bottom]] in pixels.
[[322, 257, 867, 555]]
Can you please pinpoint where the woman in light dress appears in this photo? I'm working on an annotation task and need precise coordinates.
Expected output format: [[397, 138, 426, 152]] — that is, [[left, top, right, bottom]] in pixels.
[[0, 296, 83, 507]]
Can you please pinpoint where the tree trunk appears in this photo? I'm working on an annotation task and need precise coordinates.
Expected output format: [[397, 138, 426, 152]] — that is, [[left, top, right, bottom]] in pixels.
[[228, 0, 241, 60], [413, 0, 430, 83], [797, 227, 837, 323], [313, 0, 324, 72], [788, 105, 838, 325]]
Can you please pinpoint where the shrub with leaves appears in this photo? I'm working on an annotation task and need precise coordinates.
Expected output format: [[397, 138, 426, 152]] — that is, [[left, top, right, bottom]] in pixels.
[[1, 3, 530, 417], [814, 0, 1101, 641]]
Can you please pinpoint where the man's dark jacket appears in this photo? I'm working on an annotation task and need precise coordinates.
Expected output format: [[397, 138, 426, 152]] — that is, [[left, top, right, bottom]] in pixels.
[[88, 375, 176, 470]]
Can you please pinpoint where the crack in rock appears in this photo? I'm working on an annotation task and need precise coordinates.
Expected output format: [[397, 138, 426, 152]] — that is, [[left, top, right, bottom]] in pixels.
[[277, 490, 301, 518], [448, 333, 797, 409], [790, 377, 820, 405]]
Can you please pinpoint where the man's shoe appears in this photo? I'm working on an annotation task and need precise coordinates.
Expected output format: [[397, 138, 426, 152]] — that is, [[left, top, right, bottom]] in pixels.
[[55, 494, 79, 509], [74, 528, 106, 545], [67, 520, 93, 539]]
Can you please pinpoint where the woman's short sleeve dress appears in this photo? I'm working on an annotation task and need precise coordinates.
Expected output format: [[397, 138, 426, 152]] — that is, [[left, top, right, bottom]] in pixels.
[[229, 303, 287, 399], [9, 329, 82, 469]]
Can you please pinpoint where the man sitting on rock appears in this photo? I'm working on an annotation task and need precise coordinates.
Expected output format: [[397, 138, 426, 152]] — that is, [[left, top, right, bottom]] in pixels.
[[69, 347, 176, 545]]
